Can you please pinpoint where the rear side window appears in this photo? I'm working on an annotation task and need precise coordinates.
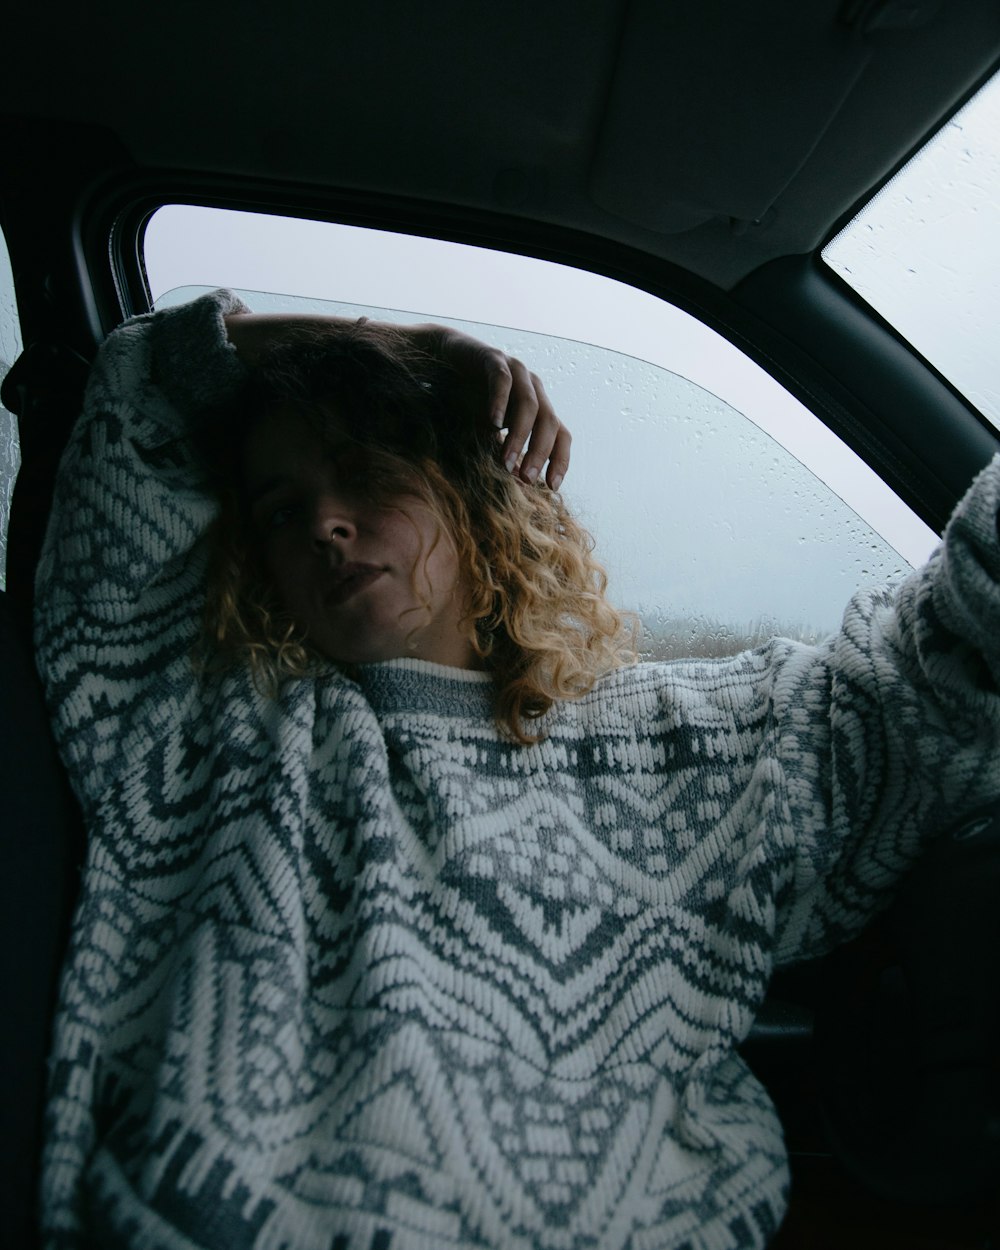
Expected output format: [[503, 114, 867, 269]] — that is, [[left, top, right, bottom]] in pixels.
[[0, 226, 23, 591], [824, 68, 1000, 430], [144, 207, 937, 657]]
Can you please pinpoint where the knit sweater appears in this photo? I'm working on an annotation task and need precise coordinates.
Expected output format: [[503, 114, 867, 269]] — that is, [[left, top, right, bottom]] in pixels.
[[35, 290, 1000, 1250]]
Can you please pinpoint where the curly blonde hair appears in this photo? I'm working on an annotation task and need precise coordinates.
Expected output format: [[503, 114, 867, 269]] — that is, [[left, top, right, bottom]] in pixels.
[[198, 323, 635, 742]]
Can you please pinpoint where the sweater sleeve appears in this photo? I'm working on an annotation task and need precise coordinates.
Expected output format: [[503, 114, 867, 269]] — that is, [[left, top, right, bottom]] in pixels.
[[33, 289, 251, 818], [771, 453, 1000, 964]]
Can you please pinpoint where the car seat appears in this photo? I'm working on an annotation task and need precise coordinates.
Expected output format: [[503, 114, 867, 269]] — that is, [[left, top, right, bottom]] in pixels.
[[0, 591, 84, 1250], [814, 799, 1000, 1204]]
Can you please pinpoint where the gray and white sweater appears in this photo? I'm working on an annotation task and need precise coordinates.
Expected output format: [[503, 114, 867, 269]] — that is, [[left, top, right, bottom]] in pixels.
[[36, 290, 1000, 1250]]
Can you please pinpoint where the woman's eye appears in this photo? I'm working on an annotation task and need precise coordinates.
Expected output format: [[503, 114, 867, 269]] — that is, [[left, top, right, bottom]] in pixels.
[[269, 504, 298, 529], [255, 501, 298, 533]]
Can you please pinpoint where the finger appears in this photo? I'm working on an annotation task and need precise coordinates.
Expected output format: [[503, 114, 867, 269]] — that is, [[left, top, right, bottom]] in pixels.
[[481, 350, 514, 429], [511, 373, 568, 486], [499, 359, 541, 472], [544, 426, 572, 492], [518, 414, 570, 486]]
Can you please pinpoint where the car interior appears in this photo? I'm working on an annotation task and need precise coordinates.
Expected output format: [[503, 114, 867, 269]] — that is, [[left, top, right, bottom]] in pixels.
[[1, 2, 999, 1246]]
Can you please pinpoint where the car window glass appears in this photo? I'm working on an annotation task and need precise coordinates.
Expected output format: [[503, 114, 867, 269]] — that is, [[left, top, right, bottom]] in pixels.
[[0, 225, 23, 591], [145, 210, 938, 656], [823, 69, 1000, 430]]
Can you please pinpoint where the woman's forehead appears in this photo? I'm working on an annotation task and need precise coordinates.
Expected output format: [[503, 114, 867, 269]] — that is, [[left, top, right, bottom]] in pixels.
[[242, 409, 348, 488], [244, 405, 351, 458]]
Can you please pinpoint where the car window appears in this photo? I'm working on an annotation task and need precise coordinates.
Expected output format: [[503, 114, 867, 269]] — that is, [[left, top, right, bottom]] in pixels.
[[144, 208, 938, 657], [0, 225, 23, 591], [823, 68, 1000, 430]]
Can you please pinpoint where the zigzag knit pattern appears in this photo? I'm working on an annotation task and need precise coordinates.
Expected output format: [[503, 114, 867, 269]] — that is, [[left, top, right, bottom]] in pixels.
[[35, 291, 1000, 1249]]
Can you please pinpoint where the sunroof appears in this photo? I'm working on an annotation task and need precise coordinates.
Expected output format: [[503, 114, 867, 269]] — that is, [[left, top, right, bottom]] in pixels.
[[823, 68, 1000, 431]]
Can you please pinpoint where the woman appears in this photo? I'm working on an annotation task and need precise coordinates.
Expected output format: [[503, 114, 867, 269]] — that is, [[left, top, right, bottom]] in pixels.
[[199, 311, 632, 741], [36, 289, 1000, 1249]]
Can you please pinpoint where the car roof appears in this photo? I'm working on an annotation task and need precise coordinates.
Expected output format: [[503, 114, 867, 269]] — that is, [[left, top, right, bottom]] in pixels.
[[3, 0, 999, 289]]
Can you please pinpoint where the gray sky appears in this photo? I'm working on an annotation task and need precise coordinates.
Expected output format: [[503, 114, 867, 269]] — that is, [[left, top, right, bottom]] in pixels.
[[149, 212, 939, 637]]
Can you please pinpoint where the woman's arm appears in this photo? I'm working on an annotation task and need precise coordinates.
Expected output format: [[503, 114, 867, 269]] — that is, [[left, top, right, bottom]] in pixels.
[[768, 454, 1000, 964], [223, 312, 571, 490], [35, 290, 571, 813]]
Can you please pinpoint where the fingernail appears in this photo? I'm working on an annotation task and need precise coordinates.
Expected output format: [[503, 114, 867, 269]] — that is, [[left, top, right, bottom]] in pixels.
[[492, 411, 506, 429], [524, 464, 539, 483], [550, 473, 563, 492], [505, 453, 517, 473]]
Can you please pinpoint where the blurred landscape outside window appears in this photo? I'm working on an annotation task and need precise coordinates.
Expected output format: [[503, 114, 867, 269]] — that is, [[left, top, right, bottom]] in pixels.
[[147, 209, 935, 659]]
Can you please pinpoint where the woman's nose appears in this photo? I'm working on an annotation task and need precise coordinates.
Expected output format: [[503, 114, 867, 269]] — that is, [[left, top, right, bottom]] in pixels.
[[310, 494, 356, 545]]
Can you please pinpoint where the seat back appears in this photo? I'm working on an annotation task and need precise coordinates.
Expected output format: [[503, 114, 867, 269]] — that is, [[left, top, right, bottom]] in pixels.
[[0, 590, 84, 1250], [815, 801, 1000, 1204]]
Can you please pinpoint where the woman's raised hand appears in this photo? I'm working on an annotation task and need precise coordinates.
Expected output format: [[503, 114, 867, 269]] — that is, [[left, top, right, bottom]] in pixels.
[[410, 323, 571, 491]]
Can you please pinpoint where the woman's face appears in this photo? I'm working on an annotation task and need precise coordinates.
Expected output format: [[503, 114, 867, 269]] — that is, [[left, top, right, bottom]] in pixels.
[[242, 408, 478, 669]]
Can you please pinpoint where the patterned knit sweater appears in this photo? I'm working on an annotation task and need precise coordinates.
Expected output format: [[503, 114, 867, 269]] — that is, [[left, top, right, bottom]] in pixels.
[[36, 290, 1000, 1250]]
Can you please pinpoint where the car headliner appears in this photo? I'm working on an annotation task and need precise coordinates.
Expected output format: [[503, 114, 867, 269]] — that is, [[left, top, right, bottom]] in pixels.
[[2, 0, 1000, 289]]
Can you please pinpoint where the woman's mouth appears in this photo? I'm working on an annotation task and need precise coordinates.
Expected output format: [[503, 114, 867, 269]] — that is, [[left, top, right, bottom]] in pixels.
[[326, 563, 384, 606]]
